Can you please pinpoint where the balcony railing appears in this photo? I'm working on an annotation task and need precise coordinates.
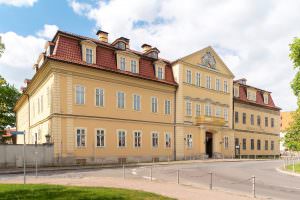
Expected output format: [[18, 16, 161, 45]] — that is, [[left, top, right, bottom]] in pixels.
[[195, 115, 226, 126]]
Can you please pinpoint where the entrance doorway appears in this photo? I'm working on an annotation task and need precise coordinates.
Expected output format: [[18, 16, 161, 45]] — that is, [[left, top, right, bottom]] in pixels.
[[205, 132, 213, 158]]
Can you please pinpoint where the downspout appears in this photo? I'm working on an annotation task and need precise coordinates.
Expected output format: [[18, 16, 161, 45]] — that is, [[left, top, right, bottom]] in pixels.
[[173, 89, 177, 161], [24, 93, 30, 143]]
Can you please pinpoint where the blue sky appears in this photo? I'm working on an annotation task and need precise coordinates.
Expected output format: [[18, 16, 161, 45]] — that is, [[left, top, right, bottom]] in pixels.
[[0, 0, 299, 111], [0, 0, 94, 37]]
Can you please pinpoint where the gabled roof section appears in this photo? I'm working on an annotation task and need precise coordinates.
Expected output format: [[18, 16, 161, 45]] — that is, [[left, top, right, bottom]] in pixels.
[[172, 46, 235, 78]]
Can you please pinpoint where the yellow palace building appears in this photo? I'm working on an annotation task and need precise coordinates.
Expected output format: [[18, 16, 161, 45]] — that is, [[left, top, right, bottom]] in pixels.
[[14, 30, 281, 164]]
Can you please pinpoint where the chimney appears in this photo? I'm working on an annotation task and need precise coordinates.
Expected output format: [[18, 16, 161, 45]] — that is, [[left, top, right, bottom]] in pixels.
[[141, 44, 152, 53], [96, 30, 109, 42], [236, 78, 247, 85]]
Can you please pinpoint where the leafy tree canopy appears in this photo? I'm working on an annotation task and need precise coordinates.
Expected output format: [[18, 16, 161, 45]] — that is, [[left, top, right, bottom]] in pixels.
[[0, 75, 21, 130]]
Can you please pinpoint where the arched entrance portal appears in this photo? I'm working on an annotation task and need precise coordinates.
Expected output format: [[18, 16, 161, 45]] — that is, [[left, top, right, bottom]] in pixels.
[[205, 132, 213, 158]]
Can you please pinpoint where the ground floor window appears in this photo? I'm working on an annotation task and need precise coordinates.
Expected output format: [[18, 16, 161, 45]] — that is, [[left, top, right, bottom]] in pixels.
[[242, 138, 246, 150], [187, 134, 193, 148], [152, 132, 159, 148], [224, 136, 229, 149], [96, 129, 105, 147], [257, 140, 261, 150], [133, 131, 141, 148], [271, 140, 274, 150], [118, 130, 126, 147], [251, 139, 254, 150], [76, 128, 86, 147], [265, 140, 268, 150], [165, 132, 171, 148]]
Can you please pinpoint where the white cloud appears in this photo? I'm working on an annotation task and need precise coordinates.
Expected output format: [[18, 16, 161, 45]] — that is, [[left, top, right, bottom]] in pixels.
[[69, 0, 299, 111], [0, 0, 38, 7], [0, 24, 59, 88], [68, 0, 92, 16], [36, 24, 59, 40]]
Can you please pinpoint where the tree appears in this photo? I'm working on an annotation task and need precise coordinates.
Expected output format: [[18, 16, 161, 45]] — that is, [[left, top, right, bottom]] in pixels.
[[0, 36, 4, 57], [0, 75, 21, 130], [285, 37, 300, 151]]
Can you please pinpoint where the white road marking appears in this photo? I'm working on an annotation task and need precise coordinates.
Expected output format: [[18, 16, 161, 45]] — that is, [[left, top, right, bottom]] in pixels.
[[142, 176, 156, 180]]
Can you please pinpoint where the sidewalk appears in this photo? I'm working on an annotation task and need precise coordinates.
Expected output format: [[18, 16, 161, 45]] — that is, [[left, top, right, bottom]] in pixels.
[[0, 176, 255, 200], [0, 158, 269, 175]]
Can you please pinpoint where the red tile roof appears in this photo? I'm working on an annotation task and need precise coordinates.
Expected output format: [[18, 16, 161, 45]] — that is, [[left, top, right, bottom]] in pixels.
[[49, 30, 177, 86], [234, 84, 280, 111]]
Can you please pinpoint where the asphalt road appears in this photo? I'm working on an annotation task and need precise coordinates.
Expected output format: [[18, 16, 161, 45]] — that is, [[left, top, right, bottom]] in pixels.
[[1, 160, 299, 199]]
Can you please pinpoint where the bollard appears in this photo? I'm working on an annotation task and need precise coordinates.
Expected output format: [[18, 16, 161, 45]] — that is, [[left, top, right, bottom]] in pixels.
[[209, 172, 213, 190], [283, 158, 286, 169], [123, 164, 125, 179], [293, 158, 295, 173], [252, 175, 256, 198], [177, 169, 180, 184], [150, 165, 153, 181]]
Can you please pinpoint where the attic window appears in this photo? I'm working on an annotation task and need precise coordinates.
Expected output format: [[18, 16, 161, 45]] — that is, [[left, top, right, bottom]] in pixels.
[[114, 41, 126, 50], [148, 51, 158, 59], [247, 90, 256, 101], [263, 93, 269, 104]]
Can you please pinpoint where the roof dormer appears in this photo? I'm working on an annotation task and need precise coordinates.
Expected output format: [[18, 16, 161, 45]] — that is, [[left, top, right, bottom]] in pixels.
[[112, 37, 130, 50], [263, 92, 269, 104], [144, 47, 160, 59], [247, 88, 256, 101], [154, 60, 166, 80], [80, 40, 97, 64]]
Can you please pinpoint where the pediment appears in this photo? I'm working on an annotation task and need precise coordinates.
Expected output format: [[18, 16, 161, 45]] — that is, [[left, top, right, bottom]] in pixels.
[[178, 46, 234, 78]]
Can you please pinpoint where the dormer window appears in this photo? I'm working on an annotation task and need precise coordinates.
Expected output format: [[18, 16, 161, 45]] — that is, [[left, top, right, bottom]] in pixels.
[[263, 93, 269, 104], [144, 47, 160, 59], [131, 60, 137, 73], [80, 40, 96, 64], [86, 48, 93, 64], [148, 51, 158, 59], [247, 89, 256, 101], [115, 41, 126, 50], [120, 57, 126, 71], [154, 60, 165, 80], [234, 86, 239, 97], [157, 67, 163, 79]]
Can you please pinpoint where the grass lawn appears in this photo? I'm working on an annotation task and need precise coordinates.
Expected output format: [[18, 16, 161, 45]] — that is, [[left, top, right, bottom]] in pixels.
[[287, 163, 300, 173], [0, 184, 175, 200]]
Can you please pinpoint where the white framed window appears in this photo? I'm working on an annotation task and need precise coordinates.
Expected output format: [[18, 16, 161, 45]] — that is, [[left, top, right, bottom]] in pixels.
[[118, 130, 126, 147], [185, 100, 192, 116], [247, 90, 256, 101], [47, 87, 50, 107], [152, 132, 159, 148], [96, 129, 105, 147], [41, 95, 43, 113], [186, 69, 192, 84], [196, 104, 201, 117], [151, 97, 158, 113], [131, 60, 137, 73], [205, 103, 212, 116], [224, 108, 228, 121], [195, 72, 201, 87], [117, 91, 125, 109], [215, 78, 220, 91], [120, 57, 126, 71], [263, 93, 269, 104], [157, 66, 164, 80], [165, 132, 171, 148], [86, 48, 93, 64], [76, 128, 86, 147], [95, 88, 104, 107], [224, 80, 228, 93], [38, 97, 40, 114], [186, 134, 192, 148], [133, 94, 141, 111], [133, 131, 141, 148], [224, 136, 229, 149], [206, 76, 211, 89], [215, 106, 221, 117], [234, 86, 239, 97], [164, 100, 171, 115], [75, 85, 85, 105]]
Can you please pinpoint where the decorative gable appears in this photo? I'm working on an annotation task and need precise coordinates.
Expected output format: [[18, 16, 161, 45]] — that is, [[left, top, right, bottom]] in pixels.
[[201, 52, 216, 69]]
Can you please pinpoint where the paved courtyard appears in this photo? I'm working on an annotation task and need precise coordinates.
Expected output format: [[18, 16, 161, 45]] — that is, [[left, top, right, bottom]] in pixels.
[[1, 160, 299, 199]]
